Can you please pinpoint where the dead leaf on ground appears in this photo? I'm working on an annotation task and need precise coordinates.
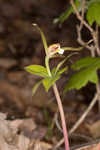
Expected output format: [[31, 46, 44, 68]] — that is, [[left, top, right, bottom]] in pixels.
[[33, 141, 52, 150], [0, 80, 32, 110], [10, 118, 37, 134], [86, 120, 100, 138], [0, 112, 49, 150], [0, 112, 30, 150]]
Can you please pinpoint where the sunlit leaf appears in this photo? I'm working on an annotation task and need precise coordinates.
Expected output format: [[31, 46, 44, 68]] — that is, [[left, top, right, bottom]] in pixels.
[[25, 65, 49, 78], [64, 57, 100, 92], [64, 66, 98, 92], [42, 66, 67, 92], [86, 1, 100, 26], [72, 57, 100, 70], [42, 75, 60, 91], [89, 71, 98, 83]]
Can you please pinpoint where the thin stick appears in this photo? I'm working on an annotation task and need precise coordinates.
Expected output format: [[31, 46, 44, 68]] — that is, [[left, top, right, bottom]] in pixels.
[[93, 24, 100, 56], [71, 0, 100, 57], [76, 25, 94, 51], [53, 83, 70, 150], [70, 0, 93, 33], [54, 93, 99, 149], [80, 0, 85, 29], [96, 84, 100, 114], [69, 93, 98, 134], [71, 0, 95, 56]]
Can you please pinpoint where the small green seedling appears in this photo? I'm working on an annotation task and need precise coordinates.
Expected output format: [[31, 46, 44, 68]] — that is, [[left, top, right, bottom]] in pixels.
[[25, 24, 83, 150]]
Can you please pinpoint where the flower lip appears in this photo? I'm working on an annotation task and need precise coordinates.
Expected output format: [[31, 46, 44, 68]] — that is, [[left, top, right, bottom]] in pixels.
[[57, 48, 64, 54], [48, 43, 60, 52], [48, 43, 64, 57]]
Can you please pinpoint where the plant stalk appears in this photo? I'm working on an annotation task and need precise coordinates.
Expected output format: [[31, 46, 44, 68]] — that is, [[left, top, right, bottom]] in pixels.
[[45, 56, 52, 77], [53, 83, 70, 150], [45, 55, 70, 150]]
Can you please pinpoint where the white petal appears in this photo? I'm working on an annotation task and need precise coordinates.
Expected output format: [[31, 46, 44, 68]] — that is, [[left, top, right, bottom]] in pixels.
[[58, 49, 64, 54]]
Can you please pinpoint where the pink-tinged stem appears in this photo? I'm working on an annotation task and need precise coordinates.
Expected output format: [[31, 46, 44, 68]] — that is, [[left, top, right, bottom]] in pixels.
[[53, 83, 70, 150]]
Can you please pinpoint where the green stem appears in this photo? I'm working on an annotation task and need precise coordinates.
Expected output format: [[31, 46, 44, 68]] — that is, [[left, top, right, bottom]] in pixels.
[[45, 56, 52, 77], [45, 55, 70, 150]]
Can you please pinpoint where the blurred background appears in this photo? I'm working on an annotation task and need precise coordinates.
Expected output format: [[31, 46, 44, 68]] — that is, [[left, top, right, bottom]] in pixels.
[[0, 1, 98, 148], [0, 0, 80, 117]]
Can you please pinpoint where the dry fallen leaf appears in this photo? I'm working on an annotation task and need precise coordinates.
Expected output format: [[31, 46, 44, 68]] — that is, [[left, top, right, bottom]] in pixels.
[[34, 141, 52, 150], [86, 120, 100, 138]]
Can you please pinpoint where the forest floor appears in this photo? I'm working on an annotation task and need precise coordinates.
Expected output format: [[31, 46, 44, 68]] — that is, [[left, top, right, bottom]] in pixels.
[[0, 0, 100, 149]]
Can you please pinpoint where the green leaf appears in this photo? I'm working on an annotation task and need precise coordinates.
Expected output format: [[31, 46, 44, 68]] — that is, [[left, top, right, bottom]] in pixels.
[[57, 67, 67, 75], [32, 24, 48, 55], [64, 57, 100, 92], [55, 53, 77, 75], [51, 66, 67, 76], [64, 67, 98, 92], [42, 75, 60, 91], [42, 65, 67, 92], [86, 1, 100, 26], [53, 0, 80, 24], [25, 65, 49, 78], [89, 71, 98, 83], [32, 80, 42, 96], [87, 0, 100, 8], [55, 58, 68, 74], [72, 57, 100, 70], [53, 6, 73, 24]]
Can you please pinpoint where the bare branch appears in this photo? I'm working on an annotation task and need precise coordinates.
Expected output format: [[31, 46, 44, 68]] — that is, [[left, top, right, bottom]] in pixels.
[[70, 0, 93, 33], [96, 84, 100, 114], [93, 24, 100, 56], [70, 0, 96, 57], [76, 25, 95, 57], [80, 0, 86, 29]]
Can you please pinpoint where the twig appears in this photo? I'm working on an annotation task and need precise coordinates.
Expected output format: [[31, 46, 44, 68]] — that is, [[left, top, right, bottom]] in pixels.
[[76, 25, 95, 57], [71, 0, 95, 56], [70, 0, 100, 57], [54, 92, 99, 149], [69, 93, 99, 134], [54, 115, 92, 141], [55, 112, 63, 133], [70, 133, 93, 142], [93, 24, 100, 56], [96, 84, 100, 114], [70, 0, 100, 56], [70, 0, 93, 33], [80, 0, 85, 29]]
